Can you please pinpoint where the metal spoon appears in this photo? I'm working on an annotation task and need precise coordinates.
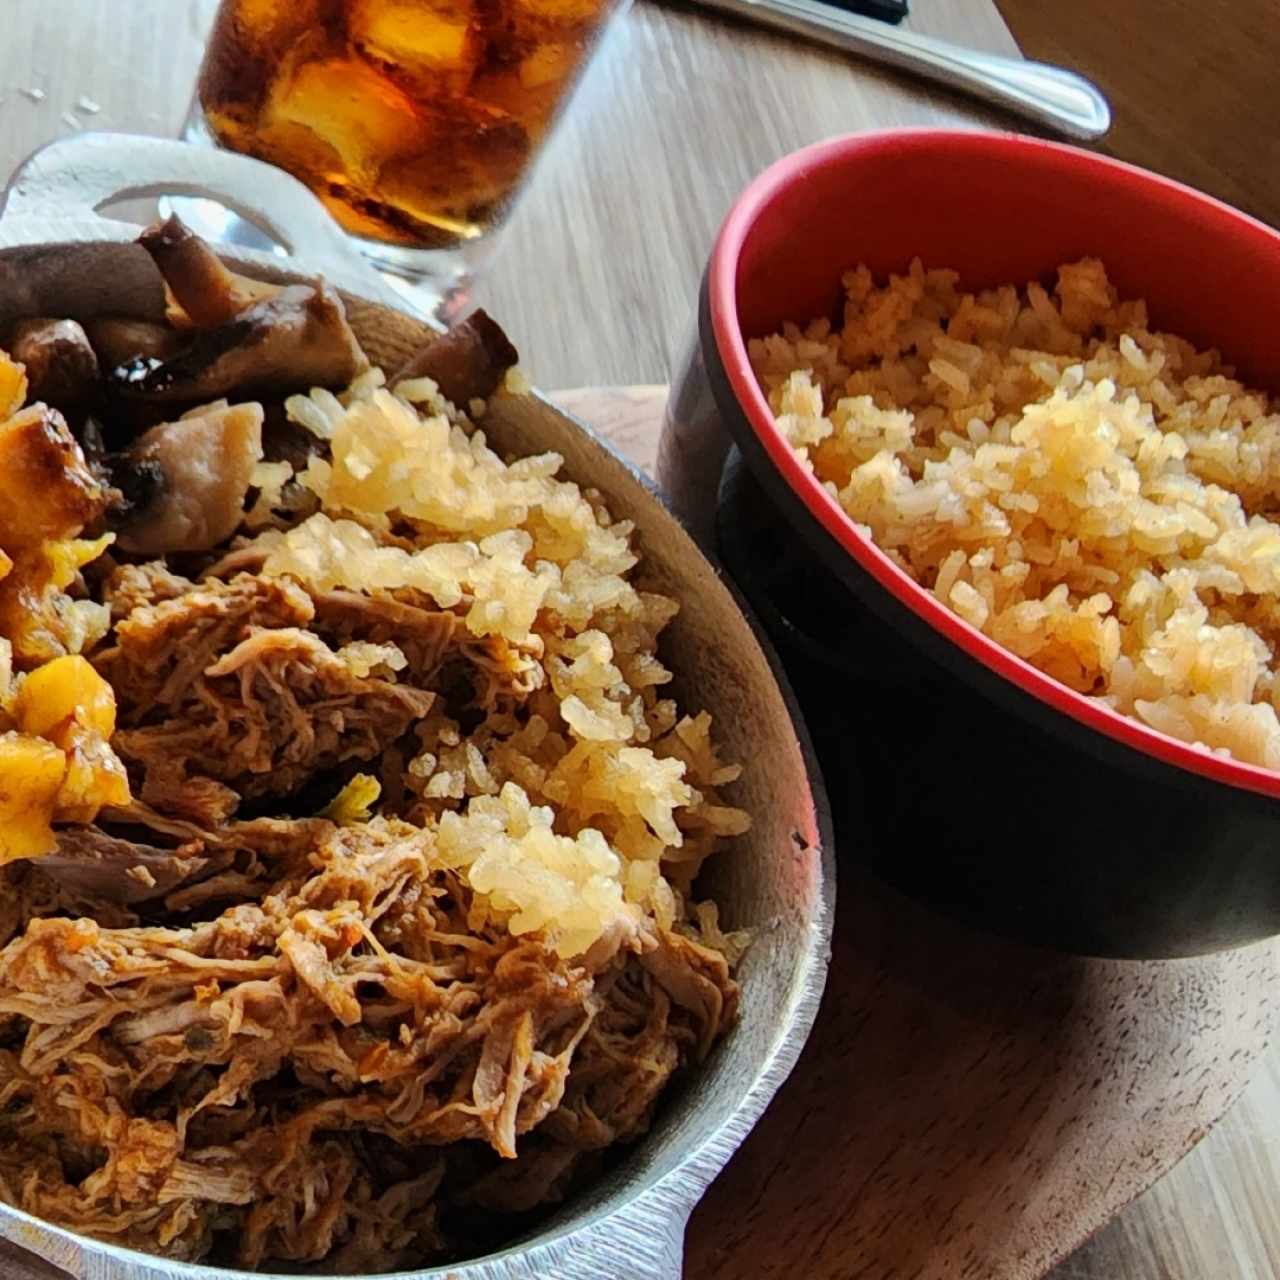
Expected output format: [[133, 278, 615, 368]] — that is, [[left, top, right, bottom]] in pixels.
[[692, 0, 1112, 141]]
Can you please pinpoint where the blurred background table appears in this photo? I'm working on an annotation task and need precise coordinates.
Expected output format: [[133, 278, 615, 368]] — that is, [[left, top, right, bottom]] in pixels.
[[0, 1, 1276, 1277]]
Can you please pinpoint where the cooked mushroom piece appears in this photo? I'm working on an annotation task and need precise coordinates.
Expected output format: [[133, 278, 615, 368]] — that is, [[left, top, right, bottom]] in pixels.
[[138, 214, 276, 329], [104, 453, 166, 532], [6, 318, 100, 417], [391, 308, 519, 407], [109, 283, 368, 403], [83, 316, 184, 370], [112, 402, 264, 555]]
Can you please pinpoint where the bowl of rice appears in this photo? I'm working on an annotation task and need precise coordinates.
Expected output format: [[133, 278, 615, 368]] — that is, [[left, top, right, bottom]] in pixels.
[[660, 128, 1280, 958]]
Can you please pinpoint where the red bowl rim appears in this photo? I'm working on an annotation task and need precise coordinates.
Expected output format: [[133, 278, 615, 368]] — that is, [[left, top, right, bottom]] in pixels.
[[708, 127, 1280, 804]]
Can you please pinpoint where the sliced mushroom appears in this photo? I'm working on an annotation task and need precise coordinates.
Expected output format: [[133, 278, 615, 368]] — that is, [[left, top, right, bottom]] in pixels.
[[391, 308, 518, 407], [104, 452, 166, 532], [138, 215, 276, 329], [103, 217, 370, 404], [109, 283, 368, 404], [83, 316, 184, 371], [6, 318, 100, 417], [113, 402, 264, 555]]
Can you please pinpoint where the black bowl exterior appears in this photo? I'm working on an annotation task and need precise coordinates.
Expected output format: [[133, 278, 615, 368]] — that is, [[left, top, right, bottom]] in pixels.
[[659, 328, 734, 553], [679, 272, 1280, 959]]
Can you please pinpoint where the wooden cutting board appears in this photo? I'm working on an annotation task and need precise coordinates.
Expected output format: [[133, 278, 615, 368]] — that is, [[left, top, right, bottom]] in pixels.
[[3, 387, 1276, 1280]]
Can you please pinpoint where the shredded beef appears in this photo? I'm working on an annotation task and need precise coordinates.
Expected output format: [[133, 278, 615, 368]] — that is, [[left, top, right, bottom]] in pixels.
[[38, 827, 215, 904], [116, 625, 434, 799], [95, 573, 316, 717], [96, 574, 436, 804], [0, 822, 737, 1268], [311, 589, 459, 681]]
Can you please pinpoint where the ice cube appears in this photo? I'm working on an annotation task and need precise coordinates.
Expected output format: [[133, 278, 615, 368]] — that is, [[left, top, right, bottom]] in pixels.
[[246, 119, 346, 183], [518, 41, 582, 88], [379, 98, 530, 227], [348, 0, 483, 96], [199, 0, 339, 116], [265, 46, 426, 183], [470, 67, 539, 130], [513, 0, 603, 20], [230, 0, 342, 55], [470, 41, 583, 137], [508, 0, 605, 39]]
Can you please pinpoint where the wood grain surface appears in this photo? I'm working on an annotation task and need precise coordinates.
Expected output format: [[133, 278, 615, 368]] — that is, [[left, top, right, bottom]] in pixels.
[[0, 2, 1276, 1277], [996, 0, 1280, 231]]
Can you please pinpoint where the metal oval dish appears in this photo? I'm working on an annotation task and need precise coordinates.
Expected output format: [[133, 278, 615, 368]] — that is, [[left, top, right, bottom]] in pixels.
[[0, 134, 835, 1280]]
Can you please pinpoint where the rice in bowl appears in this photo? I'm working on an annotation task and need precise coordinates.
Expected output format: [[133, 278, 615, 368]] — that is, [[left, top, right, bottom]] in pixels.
[[751, 258, 1280, 772]]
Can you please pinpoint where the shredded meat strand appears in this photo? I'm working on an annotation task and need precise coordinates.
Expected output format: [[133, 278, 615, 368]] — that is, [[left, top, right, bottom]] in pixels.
[[39, 827, 216, 905], [97, 575, 436, 803]]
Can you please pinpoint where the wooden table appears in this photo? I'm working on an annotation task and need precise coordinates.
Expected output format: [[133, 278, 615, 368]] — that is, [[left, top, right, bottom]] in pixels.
[[997, 0, 1280, 232], [0, 2, 1277, 1278]]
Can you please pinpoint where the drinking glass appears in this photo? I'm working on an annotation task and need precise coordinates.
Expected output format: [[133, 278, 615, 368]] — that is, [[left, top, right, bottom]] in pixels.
[[185, 0, 623, 316]]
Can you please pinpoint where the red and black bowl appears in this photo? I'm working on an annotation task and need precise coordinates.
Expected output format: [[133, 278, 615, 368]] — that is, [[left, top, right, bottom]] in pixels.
[[660, 129, 1280, 959]]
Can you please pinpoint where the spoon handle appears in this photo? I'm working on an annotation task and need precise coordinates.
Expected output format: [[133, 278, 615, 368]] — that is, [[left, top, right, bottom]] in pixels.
[[695, 0, 1112, 141]]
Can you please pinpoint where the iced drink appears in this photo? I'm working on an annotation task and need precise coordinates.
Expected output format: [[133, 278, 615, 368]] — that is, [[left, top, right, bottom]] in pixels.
[[197, 0, 614, 251]]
